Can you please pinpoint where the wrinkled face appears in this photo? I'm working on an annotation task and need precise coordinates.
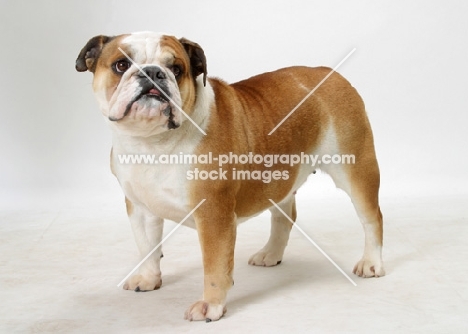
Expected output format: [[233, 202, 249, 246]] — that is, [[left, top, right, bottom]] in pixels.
[[76, 32, 206, 137]]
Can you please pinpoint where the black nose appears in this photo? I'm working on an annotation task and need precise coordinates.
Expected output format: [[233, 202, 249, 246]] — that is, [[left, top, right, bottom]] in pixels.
[[139, 66, 166, 81]]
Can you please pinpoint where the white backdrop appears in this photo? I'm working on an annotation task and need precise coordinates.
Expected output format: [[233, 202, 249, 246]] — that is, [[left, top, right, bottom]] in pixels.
[[1, 0, 467, 205]]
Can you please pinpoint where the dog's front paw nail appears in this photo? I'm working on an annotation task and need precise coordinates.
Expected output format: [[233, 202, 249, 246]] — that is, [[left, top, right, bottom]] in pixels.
[[248, 250, 283, 267], [184, 301, 226, 322], [353, 259, 385, 278], [123, 274, 162, 291]]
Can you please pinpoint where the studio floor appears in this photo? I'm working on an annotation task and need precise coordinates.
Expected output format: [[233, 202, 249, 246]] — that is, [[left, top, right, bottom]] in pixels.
[[1, 177, 467, 333]]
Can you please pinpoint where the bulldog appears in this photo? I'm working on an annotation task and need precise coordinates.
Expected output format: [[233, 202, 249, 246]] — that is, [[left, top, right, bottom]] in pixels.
[[76, 31, 385, 322]]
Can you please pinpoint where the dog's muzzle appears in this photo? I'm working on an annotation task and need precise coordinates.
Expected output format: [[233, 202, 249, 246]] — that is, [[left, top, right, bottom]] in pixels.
[[109, 65, 179, 128]]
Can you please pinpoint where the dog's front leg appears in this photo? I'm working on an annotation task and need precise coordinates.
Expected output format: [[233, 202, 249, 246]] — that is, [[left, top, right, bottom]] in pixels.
[[123, 198, 164, 291], [185, 203, 236, 322]]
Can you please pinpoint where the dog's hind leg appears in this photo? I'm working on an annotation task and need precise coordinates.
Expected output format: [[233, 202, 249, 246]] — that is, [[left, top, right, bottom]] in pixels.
[[248, 194, 295, 266], [347, 162, 385, 278], [321, 139, 385, 278]]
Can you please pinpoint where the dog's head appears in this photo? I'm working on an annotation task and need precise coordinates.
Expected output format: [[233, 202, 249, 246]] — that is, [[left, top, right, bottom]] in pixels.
[[76, 32, 207, 136]]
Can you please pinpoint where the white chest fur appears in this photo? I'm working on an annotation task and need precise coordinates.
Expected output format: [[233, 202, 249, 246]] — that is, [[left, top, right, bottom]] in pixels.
[[111, 131, 199, 226]]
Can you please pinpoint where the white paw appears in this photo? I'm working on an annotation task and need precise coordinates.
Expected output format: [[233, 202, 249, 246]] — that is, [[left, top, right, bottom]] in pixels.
[[184, 301, 226, 322], [248, 250, 283, 267], [123, 273, 162, 291], [353, 259, 385, 278]]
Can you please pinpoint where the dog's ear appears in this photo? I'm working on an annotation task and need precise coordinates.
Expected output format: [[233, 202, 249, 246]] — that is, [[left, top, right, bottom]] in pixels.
[[76, 35, 113, 73], [179, 37, 207, 86]]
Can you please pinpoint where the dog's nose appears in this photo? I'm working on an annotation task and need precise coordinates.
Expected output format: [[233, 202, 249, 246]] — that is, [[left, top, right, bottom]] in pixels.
[[139, 66, 166, 81]]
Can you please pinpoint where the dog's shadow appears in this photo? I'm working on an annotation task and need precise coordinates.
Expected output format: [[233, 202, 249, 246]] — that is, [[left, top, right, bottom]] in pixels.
[[226, 258, 339, 314]]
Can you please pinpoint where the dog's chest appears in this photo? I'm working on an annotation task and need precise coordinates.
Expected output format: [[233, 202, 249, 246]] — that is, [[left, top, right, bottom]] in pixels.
[[111, 142, 196, 225]]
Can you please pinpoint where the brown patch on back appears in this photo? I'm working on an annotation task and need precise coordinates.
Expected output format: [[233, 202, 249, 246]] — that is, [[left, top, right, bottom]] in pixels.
[[189, 67, 339, 217]]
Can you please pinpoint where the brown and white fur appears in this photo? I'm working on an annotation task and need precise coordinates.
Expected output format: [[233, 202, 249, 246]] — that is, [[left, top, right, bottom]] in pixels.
[[76, 31, 384, 322]]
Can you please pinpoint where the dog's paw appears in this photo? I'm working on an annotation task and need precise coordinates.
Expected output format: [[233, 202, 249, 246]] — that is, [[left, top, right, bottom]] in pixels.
[[248, 250, 283, 267], [353, 259, 385, 278], [184, 301, 226, 322], [123, 273, 162, 291]]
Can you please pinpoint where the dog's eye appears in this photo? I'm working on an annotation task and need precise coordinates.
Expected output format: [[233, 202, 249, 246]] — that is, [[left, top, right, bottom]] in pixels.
[[114, 60, 131, 73], [171, 65, 182, 78]]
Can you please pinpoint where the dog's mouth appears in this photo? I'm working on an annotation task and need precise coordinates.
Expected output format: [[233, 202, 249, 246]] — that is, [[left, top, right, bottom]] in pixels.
[[108, 85, 178, 129], [108, 81, 180, 130], [133, 85, 170, 106], [143, 87, 170, 103], [119, 85, 171, 119]]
